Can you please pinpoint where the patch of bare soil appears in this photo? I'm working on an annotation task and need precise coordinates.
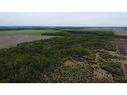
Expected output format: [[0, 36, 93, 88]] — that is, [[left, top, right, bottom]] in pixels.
[[114, 29, 127, 37], [63, 57, 85, 67], [63, 58, 76, 67], [0, 35, 55, 49]]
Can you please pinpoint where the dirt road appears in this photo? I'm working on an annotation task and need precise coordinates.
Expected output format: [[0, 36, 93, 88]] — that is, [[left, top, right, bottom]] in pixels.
[[114, 29, 127, 78]]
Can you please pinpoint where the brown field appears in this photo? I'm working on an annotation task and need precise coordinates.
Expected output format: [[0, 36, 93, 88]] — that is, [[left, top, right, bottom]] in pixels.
[[0, 30, 60, 49], [114, 29, 127, 37], [0, 35, 54, 48]]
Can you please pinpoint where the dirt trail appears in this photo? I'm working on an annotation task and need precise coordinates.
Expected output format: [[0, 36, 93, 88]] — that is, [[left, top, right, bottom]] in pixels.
[[114, 29, 127, 78]]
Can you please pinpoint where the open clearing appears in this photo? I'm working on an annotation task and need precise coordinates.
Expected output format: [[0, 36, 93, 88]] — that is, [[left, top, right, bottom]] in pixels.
[[0, 30, 59, 48], [0, 35, 55, 48], [114, 29, 127, 37]]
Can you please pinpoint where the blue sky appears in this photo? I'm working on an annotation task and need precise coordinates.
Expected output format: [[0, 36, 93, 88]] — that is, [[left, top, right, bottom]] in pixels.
[[0, 12, 127, 27]]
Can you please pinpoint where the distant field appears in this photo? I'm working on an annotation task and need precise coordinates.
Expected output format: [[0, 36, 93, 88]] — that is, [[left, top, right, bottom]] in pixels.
[[0, 29, 60, 36], [113, 29, 127, 36], [0, 29, 60, 48], [0, 35, 55, 49]]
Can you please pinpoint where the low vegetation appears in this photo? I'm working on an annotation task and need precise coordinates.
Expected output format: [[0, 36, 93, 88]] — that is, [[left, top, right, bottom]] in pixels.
[[0, 28, 125, 82]]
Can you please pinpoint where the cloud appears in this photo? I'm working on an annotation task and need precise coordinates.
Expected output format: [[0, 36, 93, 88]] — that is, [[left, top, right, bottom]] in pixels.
[[0, 12, 127, 26]]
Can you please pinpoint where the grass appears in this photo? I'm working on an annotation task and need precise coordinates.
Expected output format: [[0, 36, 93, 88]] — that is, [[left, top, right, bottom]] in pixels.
[[0, 28, 125, 82]]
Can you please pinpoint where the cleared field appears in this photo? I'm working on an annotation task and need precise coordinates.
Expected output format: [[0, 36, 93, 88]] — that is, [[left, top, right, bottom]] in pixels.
[[113, 29, 127, 36], [0, 35, 55, 48], [0, 30, 60, 48]]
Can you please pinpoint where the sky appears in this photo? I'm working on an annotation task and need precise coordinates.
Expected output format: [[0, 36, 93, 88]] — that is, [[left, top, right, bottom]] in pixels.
[[0, 12, 127, 27]]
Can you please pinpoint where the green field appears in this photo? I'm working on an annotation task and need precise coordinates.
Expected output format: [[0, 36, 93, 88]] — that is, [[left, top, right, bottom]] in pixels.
[[0, 28, 126, 83]]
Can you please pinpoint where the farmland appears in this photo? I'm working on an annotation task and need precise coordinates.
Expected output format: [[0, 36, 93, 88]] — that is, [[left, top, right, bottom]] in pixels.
[[0, 29, 60, 48], [0, 27, 126, 83]]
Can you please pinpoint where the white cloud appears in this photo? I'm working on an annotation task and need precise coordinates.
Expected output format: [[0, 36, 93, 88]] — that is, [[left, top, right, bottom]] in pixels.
[[0, 12, 127, 26]]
